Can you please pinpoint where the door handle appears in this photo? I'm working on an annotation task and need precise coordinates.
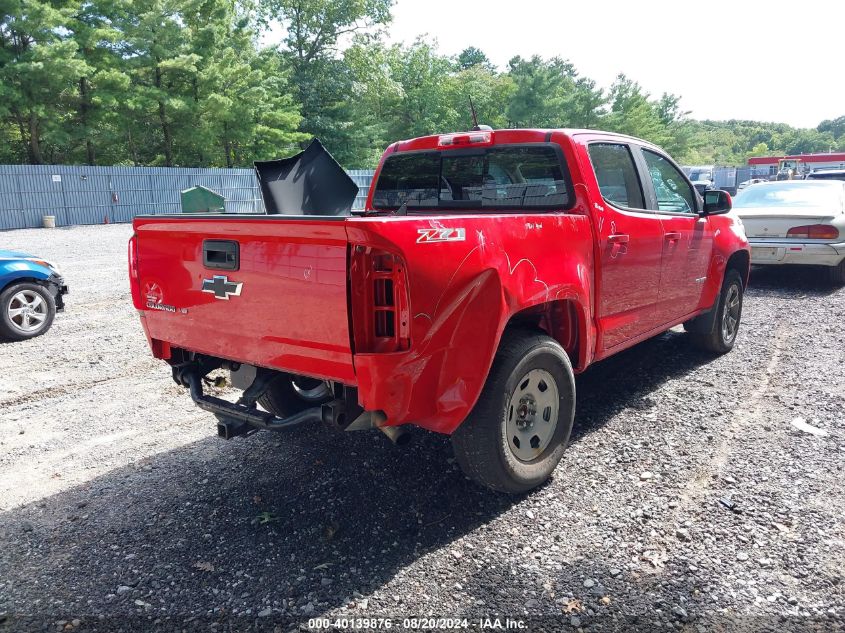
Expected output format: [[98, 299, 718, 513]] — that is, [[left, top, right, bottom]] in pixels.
[[608, 233, 629, 256], [664, 231, 682, 241]]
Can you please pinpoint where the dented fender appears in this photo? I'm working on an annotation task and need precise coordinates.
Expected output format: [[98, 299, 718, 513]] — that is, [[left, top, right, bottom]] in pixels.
[[348, 212, 594, 434]]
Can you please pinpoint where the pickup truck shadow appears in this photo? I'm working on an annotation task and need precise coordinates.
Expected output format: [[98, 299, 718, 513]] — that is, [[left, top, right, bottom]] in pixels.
[[0, 334, 716, 630], [748, 264, 841, 297], [0, 426, 511, 629], [572, 329, 715, 443]]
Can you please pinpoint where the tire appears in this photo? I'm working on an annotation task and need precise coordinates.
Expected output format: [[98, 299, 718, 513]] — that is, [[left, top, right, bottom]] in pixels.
[[257, 373, 332, 418], [689, 269, 744, 354], [0, 282, 56, 341], [451, 329, 576, 494], [829, 260, 845, 286]]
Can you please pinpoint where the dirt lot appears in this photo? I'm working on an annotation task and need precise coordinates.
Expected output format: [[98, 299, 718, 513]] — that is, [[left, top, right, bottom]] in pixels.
[[0, 224, 843, 632]]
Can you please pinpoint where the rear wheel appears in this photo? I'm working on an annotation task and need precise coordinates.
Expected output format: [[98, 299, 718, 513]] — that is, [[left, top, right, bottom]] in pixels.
[[257, 373, 332, 418], [0, 282, 56, 341], [451, 329, 575, 494], [689, 269, 744, 354], [829, 260, 845, 286]]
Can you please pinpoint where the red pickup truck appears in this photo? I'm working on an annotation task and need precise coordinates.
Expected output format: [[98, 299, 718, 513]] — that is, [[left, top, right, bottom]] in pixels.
[[130, 128, 749, 493]]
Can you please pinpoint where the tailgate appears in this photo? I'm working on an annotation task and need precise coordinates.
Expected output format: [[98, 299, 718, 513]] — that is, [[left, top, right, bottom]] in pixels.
[[133, 216, 355, 383]]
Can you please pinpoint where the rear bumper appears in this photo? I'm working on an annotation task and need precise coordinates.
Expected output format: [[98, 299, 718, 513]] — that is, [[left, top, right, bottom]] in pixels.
[[749, 240, 845, 267]]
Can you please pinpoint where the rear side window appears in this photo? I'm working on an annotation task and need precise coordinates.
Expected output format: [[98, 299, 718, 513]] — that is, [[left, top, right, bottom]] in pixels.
[[371, 145, 571, 212], [369, 152, 446, 210], [587, 143, 645, 209]]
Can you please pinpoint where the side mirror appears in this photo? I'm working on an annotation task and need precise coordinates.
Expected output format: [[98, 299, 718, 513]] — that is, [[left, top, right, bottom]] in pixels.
[[702, 189, 732, 215]]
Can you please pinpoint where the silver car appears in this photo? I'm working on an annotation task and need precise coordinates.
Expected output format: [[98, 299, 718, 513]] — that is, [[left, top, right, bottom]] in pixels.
[[733, 180, 845, 284], [736, 178, 768, 193]]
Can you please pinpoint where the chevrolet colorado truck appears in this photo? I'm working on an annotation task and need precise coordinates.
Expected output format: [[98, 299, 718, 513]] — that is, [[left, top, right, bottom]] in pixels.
[[130, 129, 749, 493]]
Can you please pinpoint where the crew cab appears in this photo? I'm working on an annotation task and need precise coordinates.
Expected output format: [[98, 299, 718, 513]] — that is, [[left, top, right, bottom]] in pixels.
[[129, 129, 749, 493]]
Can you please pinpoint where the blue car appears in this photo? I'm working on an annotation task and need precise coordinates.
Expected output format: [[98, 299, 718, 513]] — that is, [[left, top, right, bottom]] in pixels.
[[0, 249, 68, 340]]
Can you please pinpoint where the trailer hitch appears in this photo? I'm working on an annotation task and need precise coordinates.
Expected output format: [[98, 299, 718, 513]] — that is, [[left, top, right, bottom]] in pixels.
[[181, 370, 323, 437]]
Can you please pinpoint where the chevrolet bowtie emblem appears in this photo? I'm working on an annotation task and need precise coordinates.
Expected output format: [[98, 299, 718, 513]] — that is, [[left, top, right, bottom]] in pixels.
[[202, 275, 243, 300]]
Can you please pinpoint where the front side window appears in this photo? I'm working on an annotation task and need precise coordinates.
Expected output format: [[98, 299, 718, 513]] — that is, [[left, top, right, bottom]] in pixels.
[[587, 143, 645, 209], [642, 150, 696, 214], [371, 145, 571, 212]]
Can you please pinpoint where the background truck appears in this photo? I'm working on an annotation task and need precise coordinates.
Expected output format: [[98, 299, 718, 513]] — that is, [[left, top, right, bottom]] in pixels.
[[686, 165, 716, 194], [130, 128, 749, 493]]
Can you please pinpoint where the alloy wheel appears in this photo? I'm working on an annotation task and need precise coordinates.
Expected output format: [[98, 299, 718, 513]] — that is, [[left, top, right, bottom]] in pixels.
[[8, 290, 48, 333], [721, 283, 741, 343]]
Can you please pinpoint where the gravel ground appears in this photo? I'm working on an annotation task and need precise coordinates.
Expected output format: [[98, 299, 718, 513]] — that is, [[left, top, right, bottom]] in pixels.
[[0, 224, 843, 632]]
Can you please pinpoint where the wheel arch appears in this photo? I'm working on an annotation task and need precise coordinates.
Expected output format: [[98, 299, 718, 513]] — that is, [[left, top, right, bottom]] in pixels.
[[0, 271, 51, 294], [725, 249, 750, 287], [504, 297, 590, 372], [686, 252, 747, 337]]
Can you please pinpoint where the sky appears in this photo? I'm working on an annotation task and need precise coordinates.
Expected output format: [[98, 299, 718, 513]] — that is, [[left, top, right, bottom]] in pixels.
[[386, 0, 845, 128]]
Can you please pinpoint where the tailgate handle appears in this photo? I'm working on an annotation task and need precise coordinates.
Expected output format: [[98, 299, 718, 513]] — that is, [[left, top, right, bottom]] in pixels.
[[203, 240, 239, 271]]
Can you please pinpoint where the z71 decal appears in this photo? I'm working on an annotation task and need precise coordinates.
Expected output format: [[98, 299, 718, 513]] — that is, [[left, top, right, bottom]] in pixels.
[[416, 228, 466, 244]]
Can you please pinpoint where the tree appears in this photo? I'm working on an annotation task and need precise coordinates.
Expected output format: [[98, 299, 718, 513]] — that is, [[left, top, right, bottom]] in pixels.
[[457, 46, 494, 71], [384, 38, 457, 138], [343, 36, 403, 166], [182, 0, 305, 166], [1, 0, 840, 170], [653, 92, 691, 157], [772, 128, 834, 156], [604, 74, 668, 146], [65, 0, 129, 165], [260, 0, 393, 161], [199, 45, 305, 167], [114, 0, 202, 166], [748, 142, 770, 157], [445, 65, 513, 131], [505, 55, 604, 129], [0, 0, 91, 163], [817, 116, 845, 141]]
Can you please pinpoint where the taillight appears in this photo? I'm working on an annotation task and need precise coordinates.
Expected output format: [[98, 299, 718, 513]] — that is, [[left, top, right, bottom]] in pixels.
[[128, 235, 143, 309], [128, 235, 138, 280], [350, 246, 410, 353], [786, 224, 840, 240]]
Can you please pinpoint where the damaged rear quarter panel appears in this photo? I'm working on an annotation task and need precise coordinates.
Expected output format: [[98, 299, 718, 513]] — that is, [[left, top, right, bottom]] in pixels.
[[347, 212, 594, 435]]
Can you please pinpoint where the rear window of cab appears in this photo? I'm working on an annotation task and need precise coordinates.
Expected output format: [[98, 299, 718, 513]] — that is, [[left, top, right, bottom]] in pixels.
[[371, 144, 573, 212]]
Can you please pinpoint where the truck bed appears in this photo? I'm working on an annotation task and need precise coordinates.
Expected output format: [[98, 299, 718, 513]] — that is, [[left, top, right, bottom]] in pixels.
[[131, 215, 356, 383]]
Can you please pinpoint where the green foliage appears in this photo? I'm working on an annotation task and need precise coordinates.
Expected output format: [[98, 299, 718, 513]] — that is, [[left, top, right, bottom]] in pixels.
[[260, 0, 393, 165], [0, 0, 92, 163], [1, 0, 843, 168], [457, 46, 494, 72], [604, 74, 667, 143], [1, 0, 303, 166], [817, 116, 845, 140], [680, 119, 844, 165]]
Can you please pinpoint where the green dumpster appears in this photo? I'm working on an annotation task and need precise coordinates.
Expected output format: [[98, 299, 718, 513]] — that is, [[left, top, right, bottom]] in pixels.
[[181, 185, 225, 213]]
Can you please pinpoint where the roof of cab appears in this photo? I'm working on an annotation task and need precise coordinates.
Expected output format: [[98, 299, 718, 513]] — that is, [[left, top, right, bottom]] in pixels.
[[388, 128, 660, 153]]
